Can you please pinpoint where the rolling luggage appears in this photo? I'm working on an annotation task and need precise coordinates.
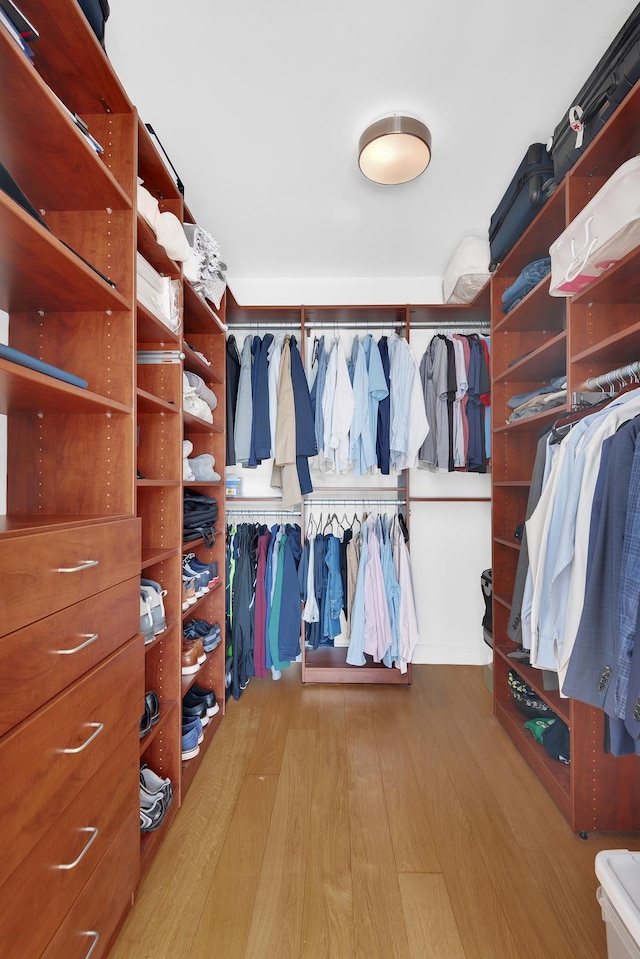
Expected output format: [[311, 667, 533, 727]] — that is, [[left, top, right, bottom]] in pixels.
[[78, 0, 110, 48], [488, 143, 554, 271], [549, 4, 640, 186]]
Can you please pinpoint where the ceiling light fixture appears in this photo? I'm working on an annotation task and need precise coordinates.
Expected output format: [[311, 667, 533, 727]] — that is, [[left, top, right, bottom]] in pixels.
[[358, 114, 432, 185]]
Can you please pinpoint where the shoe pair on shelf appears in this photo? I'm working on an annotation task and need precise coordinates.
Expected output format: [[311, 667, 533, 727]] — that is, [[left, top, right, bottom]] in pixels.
[[182, 635, 206, 675], [181, 685, 218, 760], [140, 578, 168, 642], [140, 763, 173, 833], [183, 554, 219, 596], [184, 619, 221, 654], [139, 690, 160, 739]]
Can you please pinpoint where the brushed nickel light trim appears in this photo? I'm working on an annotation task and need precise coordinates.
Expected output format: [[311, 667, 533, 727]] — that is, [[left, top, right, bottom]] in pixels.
[[358, 115, 432, 185]]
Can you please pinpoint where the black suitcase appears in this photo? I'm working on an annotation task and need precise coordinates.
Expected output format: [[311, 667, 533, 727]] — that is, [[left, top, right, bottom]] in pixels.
[[488, 143, 554, 271], [78, 0, 110, 48], [550, 4, 640, 185]]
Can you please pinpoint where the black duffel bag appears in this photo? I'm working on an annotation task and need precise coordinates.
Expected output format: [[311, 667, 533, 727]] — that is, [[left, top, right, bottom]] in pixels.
[[78, 0, 110, 49], [183, 490, 218, 547]]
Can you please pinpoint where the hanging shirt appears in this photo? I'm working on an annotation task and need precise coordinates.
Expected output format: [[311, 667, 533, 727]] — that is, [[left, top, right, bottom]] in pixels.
[[323, 337, 354, 473], [361, 334, 389, 472], [376, 336, 392, 474], [225, 334, 241, 466], [363, 515, 393, 662], [389, 333, 429, 471], [390, 513, 419, 672], [267, 333, 285, 459], [350, 336, 377, 475], [234, 334, 253, 466]]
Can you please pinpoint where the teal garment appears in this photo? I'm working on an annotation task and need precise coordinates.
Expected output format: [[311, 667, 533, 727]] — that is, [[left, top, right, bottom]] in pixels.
[[268, 529, 291, 670]]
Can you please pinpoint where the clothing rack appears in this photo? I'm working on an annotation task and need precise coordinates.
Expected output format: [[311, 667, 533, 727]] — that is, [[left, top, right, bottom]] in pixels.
[[226, 509, 302, 517], [409, 321, 491, 332], [584, 360, 640, 392], [304, 498, 406, 507], [304, 322, 406, 333]]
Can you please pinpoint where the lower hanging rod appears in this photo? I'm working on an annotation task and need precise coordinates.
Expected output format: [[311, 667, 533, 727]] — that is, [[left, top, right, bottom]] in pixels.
[[585, 359, 640, 391], [226, 508, 302, 517]]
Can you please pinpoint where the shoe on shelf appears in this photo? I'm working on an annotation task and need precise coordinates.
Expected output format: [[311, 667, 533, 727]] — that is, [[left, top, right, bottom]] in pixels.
[[140, 591, 155, 645], [183, 635, 206, 665], [187, 684, 219, 717], [185, 555, 219, 587], [145, 690, 160, 726], [183, 556, 210, 595], [140, 579, 167, 634], [139, 788, 165, 833], [181, 715, 204, 744], [140, 764, 173, 806], [182, 697, 209, 724], [181, 724, 200, 761], [182, 576, 198, 610], [181, 644, 200, 676]]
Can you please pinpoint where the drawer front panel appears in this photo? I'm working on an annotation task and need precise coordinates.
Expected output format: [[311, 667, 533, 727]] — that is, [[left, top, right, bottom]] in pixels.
[[0, 744, 138, 959], [40, 809, 139, 959], [0, 637, 143, 885], [0, 517, 141, 636], [0, 577, 139, 737]]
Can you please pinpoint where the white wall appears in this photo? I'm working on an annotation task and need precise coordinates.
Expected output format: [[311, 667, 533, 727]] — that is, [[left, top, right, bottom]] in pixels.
[[228, 275, 444, 307]]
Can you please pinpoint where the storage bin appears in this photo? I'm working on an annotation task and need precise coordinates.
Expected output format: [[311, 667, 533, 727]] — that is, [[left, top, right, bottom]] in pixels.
[[549, 155, 640, 296], [226, 476, 242, 498], [595, 850, 640, 959]]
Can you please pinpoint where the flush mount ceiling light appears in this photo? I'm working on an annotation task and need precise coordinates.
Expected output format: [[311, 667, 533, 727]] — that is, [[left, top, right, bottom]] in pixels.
[[358, 114, 432, 185]]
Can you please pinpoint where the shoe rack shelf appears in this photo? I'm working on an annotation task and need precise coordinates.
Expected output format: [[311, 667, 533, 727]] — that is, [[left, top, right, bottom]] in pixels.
[[490, 79, 640, 833], [0, 1, 143, 955]]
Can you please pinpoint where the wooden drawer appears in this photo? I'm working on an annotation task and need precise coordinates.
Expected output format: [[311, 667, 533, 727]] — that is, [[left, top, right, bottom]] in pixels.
[[0, 577, 139, 737], [0, 637, 143, 885], [0, 743, 138, 959], [0, 517, 141, 637], [40, 809, 139, 959]]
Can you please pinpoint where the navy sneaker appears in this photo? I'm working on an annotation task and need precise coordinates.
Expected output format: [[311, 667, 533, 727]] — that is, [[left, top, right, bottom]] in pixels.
[[181, 724, 200, 761]]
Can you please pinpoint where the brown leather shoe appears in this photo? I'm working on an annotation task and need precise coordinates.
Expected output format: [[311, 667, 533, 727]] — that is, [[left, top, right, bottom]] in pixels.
[[181, 644, 200, 675], [183, 636, 206, 665]]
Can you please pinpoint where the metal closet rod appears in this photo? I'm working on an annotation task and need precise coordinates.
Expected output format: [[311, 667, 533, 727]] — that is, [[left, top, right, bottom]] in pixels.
[[585, 360, 640, 391], [226, 508, 302, 517], [305, 498, 406, 507]]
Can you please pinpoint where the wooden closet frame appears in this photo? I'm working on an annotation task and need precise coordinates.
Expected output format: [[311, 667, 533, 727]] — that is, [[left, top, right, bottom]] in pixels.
[[490, 80, 640, 834], [225, 293, 491, 685]]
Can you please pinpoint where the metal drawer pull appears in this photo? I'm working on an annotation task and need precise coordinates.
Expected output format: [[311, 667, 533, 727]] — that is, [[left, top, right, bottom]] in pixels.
[[83, 931, 100, 959], [56, 827, 98, 870], [62, 722, 104, 754], [56, 633, 99, 655], [56, 559, 99, 573]]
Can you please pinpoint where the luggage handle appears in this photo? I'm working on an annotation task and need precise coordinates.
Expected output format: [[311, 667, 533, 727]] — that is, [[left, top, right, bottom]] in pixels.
[[565, 215, 598, 283]]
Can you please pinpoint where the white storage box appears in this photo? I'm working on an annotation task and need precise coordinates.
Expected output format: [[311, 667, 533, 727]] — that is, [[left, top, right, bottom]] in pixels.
[[442, 236, 491, 304], [595, 850, 640, 959], [136, 253, 181, 332], [550, 156, 640, 296]]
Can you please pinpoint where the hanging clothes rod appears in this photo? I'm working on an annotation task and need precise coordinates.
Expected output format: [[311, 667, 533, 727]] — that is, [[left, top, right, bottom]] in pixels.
[[584, 360, 640, 391], [304, 322, 406, 333], [409, 321, 491, 331], [226, 508, 302, 517], [304, 498, 406, 507], [226, 321, 302, 331]]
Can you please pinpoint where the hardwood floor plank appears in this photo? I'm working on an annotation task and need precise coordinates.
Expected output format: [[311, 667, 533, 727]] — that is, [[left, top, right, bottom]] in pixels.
[[109, 690, 266, 959], [244, 727, 316, 959], [373, 692, 441, 873], [300, 688, 354, 959], [398, 873, 466, 959], [245, 666, 304, 776], [412, 667, 598, 959], [345, 690, 411, 959], [399, 675, 520, 959], [187, 774, 278, 959]]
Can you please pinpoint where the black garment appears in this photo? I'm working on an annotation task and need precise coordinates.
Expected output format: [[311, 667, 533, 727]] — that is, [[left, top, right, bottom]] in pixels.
[[340, 527, 353, 618], [247, 335, 262, 467], [253, 333, 273, 460], [230, 523, 258, 700], [225, 335, 241, 466], [376, 335, 391, 474], [289, 336, 317, 496]]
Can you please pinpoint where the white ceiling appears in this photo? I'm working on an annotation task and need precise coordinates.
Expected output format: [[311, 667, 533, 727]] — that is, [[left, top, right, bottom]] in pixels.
[[107, 0, 637, 304]]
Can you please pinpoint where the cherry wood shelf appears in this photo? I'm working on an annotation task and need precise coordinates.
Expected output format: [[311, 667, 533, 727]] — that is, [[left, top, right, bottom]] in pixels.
[[494, 330, 567, 384], [136, 301, 181, 346], [0, 194, 128, 314], [141, 546, 179, 569], [0, 359, 131, 415], [0, 29, 131, 214], [183, 282, 225, 334], [137, 119, 182, 203], [183, 409, 224, 433], [183, 342, 223, 383], [136, 387, 180, 414], [137, 215, 180, 277], [493, 279, 565, 335], [493, 406, 566, 435]]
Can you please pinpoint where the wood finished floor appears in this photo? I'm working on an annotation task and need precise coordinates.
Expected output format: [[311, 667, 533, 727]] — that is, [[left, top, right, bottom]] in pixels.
[[110, 665, 638, 959]]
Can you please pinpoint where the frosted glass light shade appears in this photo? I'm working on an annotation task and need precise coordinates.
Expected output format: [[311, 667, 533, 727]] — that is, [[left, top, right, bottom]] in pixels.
[[358, 115, 432, 185]]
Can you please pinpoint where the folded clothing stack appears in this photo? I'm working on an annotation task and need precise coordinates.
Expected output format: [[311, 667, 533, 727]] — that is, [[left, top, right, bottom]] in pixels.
[[502, 257, 551, 314], [507, 375, 567, 423], [183, 224, 227, 309], [183, 372, 213, 423], [137, 253, 181, 332]]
